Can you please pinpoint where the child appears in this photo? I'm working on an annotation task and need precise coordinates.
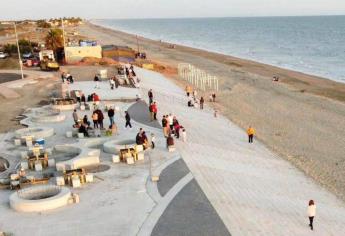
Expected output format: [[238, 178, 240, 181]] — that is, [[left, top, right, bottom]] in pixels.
[[151, 133, 156, 149], [182, 128, 187, 142]]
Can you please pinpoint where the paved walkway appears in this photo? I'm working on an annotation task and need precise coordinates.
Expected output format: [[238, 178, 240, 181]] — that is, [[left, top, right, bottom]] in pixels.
[[128, 100, 161, 129], [136, 67, 345, 235]]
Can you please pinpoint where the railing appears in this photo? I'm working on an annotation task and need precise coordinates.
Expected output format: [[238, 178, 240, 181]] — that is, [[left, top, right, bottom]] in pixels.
[[140, 87, 188, 105], [178, 63, 219, 91]]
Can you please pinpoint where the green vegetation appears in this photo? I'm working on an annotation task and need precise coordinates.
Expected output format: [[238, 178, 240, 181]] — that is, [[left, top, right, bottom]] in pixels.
[[45, 29, 63, 58], [3, 40, 38, 55], [37, 20, 51, 28]]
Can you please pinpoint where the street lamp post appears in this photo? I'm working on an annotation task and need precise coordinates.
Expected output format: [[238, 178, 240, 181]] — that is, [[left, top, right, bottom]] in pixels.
[[61, 18, 67, 64], [13, 22, 24, 80]]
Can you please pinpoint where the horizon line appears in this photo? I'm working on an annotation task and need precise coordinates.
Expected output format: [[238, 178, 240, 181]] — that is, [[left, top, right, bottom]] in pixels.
[[90, 14, 345, 21], [1, 13, 345, 22]]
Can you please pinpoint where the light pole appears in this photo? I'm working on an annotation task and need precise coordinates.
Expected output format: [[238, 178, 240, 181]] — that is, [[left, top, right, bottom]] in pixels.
[[61, 18, 66, 48], [61, 18, 67, 63], [13, 22, 24, 80]]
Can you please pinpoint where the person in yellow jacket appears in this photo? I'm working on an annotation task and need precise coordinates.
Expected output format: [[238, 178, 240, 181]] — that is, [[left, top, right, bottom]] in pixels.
[[247, 126, 255, 143]]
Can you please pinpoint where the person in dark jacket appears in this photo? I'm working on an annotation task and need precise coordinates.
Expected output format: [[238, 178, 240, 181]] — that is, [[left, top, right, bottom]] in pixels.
[[125, 111, 132, 128], [200, 96, 204, 109], [78, 123, 89, 137], [81, 94, 86, 105], [83, 115, 91, 128], [108, 107, 115, 126], [96, 109, 104, 129], [166, 135, 174, 149], [148, 89, 153, 104]]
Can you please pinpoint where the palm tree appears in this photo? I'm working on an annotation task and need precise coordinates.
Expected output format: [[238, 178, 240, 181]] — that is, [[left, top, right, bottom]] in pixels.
[[45, 29, 63, 59]]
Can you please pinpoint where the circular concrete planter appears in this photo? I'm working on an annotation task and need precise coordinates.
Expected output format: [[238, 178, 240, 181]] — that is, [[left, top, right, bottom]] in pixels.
[[10, 185, 71, 212], [52, 99, 77, 111], [54, 144, 100, 171], [14, 127, 55, 139], [31, 108, 66, 123], [32, 114, 66, 123], [103, 139, 136, 154]]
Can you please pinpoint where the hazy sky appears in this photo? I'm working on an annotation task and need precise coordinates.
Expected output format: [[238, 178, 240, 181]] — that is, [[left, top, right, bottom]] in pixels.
[[2, 0, 345, 20]]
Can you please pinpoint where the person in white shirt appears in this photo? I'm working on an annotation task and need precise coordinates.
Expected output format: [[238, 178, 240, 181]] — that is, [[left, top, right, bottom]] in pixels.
[[308, 200, 316, 230], [168, 114, 174, 130], [182, 128, 187, 142]]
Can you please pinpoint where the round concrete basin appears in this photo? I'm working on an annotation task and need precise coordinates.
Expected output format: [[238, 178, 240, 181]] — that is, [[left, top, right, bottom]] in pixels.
[[103, 139, 136, 154], [10, 185, 71, 212], [14, 127, 55, 139]]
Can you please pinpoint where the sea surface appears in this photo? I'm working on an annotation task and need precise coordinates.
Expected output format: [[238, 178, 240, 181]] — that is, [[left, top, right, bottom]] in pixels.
[[92, 16, 345, 83]]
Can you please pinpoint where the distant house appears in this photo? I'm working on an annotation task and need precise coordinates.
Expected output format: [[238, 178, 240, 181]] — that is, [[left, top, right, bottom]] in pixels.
[[65, 45, 102, 64]]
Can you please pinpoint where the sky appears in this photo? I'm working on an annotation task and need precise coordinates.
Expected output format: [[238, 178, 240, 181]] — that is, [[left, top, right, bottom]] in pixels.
[[1, 0, 345, 20]]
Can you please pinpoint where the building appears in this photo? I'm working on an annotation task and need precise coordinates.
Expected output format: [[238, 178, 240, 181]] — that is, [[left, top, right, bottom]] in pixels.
[[64, 45, 102, 64]]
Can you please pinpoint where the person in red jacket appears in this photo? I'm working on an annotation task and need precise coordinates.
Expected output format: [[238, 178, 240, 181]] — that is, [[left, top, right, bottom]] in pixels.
[[150, 102, 158, 121], [93, 93, 100, 102]]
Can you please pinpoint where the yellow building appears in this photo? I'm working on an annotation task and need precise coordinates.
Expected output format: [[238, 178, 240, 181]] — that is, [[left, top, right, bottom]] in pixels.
[[65, 45, 102, 64]]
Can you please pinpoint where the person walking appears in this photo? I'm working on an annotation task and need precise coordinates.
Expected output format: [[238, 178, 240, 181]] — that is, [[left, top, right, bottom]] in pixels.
[[72, 109, 79, 125], [148, 89, 153, 104], [92, 111, 98, 129], [247, 126, 255, 143], [308, 200, 316, 230], [200, 96, 204, 110], [94, 74, 100, 89], [125, 111, 132, 128], [108, 107, 115, 126]]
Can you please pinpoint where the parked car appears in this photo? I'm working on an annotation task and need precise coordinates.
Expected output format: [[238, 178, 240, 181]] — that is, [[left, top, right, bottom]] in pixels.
[[24, 57, 40, 67], [22, 52, 34, 59], [0, 52, 9, 59]]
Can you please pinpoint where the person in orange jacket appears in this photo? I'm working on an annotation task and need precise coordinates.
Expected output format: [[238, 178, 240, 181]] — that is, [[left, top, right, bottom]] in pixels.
[[247, 126, 255, 143]]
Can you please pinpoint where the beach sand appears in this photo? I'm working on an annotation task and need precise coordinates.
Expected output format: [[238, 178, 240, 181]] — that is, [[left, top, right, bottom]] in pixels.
[[78, 22, 345, 201]]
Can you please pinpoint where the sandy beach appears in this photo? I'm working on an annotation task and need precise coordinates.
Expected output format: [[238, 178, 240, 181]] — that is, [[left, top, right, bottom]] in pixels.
[[76, 22, 345, 201]]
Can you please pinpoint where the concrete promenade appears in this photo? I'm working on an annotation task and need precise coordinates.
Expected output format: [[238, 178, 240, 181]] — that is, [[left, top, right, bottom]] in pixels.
[[136, 67, 345, 235]]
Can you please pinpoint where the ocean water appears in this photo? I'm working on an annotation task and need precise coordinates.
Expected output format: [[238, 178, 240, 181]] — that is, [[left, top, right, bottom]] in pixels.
[[92, 16, 345, 83]]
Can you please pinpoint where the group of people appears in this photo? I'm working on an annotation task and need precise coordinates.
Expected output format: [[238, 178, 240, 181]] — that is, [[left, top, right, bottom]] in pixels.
[[72, 105, 118, 137], [135, 128, 150, 149], [74, 91, 101, 106], [161, 114, 186, 142], [61, 72, 74, 84]]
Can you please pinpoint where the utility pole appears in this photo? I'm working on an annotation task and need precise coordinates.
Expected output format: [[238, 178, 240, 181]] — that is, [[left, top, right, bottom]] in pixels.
[[13, 22, 24, 80], [61, 18, 66, 48], [61, 18, 66, 63]]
